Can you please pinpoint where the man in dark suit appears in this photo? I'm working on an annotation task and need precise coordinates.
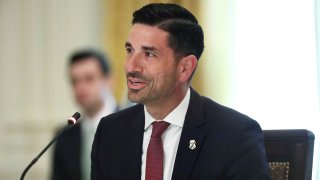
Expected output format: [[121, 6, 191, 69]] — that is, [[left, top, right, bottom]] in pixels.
[[52, 49, 118, 180], [91, 3, 271, 180]]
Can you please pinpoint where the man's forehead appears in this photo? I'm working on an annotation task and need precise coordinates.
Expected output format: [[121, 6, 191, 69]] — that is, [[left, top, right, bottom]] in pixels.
[[127, 24, 169, 48]]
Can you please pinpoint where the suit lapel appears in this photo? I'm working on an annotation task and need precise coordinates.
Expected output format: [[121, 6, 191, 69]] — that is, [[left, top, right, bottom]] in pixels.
[[172, 88, 206, 180], [133, 107, 145, 178], [122, 104, 145, 179]]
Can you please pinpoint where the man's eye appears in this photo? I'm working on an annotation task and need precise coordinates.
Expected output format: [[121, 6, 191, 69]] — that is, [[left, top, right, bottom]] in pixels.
[[146, 51, 155, 57], [126, 47, 133, 54]]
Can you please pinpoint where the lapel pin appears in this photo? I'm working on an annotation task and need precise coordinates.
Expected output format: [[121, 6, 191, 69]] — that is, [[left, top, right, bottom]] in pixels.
[[189, 139, 196, 150]]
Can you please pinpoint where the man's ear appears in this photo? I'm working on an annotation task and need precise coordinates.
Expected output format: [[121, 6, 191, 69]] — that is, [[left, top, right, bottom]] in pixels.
[[178, 55, 197, 82]]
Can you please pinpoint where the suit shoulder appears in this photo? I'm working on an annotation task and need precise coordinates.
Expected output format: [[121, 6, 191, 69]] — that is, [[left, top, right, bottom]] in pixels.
[[53, 123, 81, 154], [55, 123, 80, 141], [98, 104, 144, 128], [200, 96, 260, 129]]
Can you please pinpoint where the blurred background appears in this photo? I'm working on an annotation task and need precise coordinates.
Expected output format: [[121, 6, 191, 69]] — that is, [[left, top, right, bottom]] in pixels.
[[0, 0, 319, 179]]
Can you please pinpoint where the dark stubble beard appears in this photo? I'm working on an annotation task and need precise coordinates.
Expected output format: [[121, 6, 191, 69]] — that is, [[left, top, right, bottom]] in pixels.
[[126, 70, 177, 106]]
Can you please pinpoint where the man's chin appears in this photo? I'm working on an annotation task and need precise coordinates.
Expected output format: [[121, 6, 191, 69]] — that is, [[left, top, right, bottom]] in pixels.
[[128, 96, 141, 104], [128, 92, 144, 104], [78, 101, 95, 110]]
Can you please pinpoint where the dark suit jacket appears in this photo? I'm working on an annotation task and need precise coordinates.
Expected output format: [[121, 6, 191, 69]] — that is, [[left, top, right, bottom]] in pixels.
[[51, 123, 82, 180], [52, 106, 119, 180], [91, 89, 271, 180]]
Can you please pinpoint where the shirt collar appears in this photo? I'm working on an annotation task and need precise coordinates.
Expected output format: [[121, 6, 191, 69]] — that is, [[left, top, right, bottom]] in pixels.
[[144, 88, 191, 130]]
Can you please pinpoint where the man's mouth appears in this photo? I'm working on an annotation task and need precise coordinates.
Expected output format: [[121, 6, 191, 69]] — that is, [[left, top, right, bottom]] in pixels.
[[127, 77, 146, 90]]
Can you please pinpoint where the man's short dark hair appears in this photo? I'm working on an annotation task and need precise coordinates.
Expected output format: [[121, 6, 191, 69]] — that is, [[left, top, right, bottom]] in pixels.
[[69, 49, 111, 76], [132, 3, 204, 60]]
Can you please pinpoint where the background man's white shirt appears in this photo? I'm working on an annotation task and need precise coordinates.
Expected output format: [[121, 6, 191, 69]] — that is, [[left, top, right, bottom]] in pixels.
[[81, 91, 117, 180]]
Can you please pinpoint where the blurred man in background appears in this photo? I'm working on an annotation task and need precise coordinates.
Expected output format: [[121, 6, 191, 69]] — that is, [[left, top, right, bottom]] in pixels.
[[51, 49, 118, 180]]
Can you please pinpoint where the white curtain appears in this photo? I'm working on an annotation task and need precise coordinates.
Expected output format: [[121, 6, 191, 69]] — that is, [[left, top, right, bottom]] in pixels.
[[0, 0, 104, 179], [232, 0, 319, 179], [201, 0, 319, 179]]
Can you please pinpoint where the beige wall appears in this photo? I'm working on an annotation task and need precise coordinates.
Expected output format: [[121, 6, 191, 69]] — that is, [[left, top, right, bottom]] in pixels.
[[0, 0, 105, 179]]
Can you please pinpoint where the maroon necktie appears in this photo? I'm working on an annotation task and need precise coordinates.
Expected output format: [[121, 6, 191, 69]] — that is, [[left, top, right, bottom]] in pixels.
[[146, 121, 170, 180]]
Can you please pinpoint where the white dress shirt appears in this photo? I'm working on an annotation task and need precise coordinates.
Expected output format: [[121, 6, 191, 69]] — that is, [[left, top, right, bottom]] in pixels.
[[80, 91, 117, 180], [141, 88, 190, 180]]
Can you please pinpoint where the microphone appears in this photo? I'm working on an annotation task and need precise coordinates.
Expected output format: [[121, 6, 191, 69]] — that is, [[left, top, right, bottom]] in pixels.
[[20, 112, 81, 180]]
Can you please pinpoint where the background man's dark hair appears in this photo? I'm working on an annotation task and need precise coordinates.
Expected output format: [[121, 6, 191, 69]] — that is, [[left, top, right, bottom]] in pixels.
[[69, 49, 111, 76], [132, 3, 204, 60]]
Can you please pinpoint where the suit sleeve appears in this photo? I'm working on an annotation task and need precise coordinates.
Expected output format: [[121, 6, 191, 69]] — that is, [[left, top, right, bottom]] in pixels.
[[225, 120, 271, 180], [91, 120, 103, 180]]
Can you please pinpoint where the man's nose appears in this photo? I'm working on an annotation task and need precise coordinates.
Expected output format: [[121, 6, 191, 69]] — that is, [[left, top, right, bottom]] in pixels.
[[125, 53, 143, 73]]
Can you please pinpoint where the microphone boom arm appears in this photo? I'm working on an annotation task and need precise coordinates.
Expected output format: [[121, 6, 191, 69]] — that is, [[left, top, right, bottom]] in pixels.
[[20, 112, 81, 180]]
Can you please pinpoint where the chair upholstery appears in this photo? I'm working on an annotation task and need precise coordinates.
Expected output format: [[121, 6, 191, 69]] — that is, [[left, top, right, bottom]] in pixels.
[[263, 129, 314, 180]]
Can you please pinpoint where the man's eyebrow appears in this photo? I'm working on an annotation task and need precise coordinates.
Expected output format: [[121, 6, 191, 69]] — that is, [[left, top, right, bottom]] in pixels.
[[125, 42, 132, 47], [142, 46, 159, 52], [125, 43, 160, 53]]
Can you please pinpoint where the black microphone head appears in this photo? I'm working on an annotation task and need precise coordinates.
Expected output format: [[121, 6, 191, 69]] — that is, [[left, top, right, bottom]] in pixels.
[[68, 112, 81, 125]]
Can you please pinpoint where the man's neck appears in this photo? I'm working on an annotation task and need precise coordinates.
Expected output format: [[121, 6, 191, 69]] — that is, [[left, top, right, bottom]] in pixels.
[[85, 102, 104, 119], [146, 87, 189, 120]]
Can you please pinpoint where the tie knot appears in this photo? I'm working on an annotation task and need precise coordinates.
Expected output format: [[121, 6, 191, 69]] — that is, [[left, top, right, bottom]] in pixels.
[[151, 121, 170, 138]]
